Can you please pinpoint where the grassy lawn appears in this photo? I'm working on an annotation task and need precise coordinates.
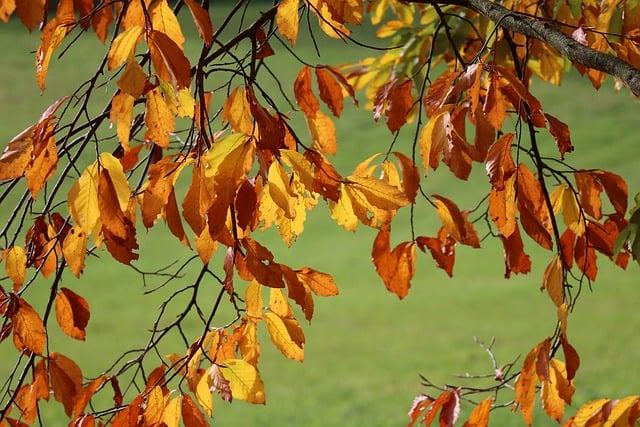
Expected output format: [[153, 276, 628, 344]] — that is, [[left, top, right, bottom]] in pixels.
[[1, 3, 640, 426]]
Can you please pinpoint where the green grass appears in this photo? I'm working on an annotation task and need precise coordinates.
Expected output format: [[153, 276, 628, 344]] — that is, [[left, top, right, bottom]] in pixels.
[[1, 4, 640, 426]]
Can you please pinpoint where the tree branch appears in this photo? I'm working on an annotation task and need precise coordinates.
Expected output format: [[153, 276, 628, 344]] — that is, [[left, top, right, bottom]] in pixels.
[[409, 0, 640, 95]]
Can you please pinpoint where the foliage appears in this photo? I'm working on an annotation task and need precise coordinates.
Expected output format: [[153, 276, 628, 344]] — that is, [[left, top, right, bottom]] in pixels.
[[0, 0, 640, 425]]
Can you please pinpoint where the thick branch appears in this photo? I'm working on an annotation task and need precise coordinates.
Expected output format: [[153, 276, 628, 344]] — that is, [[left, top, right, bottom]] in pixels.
[[414, 0, 640, 95]]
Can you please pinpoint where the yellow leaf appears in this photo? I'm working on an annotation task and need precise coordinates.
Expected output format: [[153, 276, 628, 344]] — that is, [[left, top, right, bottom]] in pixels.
[[572, 399, 610, 427], [347, 175, 409, 211], [145, 87, 175, 148], [150, 0, 185, 49], [144, 386, 165, 425], [276, 0, 299, 44], [543, 255, 564, 307], [162, 395, 182, 427], [117, 59, 147, 98], [268, 161, 296, 218], [107, 25, 143, 71], [220, 359, 266, 404], [263, 311, 304, 361], [99, 152, 130, 211], [245, 280, 263, 321], [203, 133, 249, 178], [5, 246, 26, 288], [269, 288, 291, 318], [603, 395, 640, 427], [176, 88, 195, 118], [307, 110, 337, 155], [550, 184, 585, 235], [330, 183, 358, 232], [222, 86, 254, 135], [196, 371, 213, 416], [238, 321, 261, 366], [68, 162, 100, 234], [110, 92, 134, 149], [280, 149, 315, 192]]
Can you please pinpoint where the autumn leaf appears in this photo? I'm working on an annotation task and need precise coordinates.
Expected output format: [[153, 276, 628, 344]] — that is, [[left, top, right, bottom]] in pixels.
[[220, 359, 266, 404], [372, 226, 416, 299], [150, 0, 185, 49], [12, 297, 46, 355], [276, 0, 300, 44], [107, 26, 143, 71], [145, 87, 175, 148], [49, 352, 83, 416], [316, 67, 344, 117], [294, 66, 319, 118], [4, 246, 26, 288], [463, 398, 493, 427], [542, 255, 564, 307], [184, 0, 213, 46], [55, 287, 90, 341]]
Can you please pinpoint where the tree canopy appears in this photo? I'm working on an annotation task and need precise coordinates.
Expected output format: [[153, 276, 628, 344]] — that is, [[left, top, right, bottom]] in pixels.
[[1, 0, 640, 425]]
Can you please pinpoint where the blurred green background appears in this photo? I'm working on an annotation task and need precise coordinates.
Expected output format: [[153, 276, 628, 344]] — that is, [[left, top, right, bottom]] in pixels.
[[1, 2, 639, 425]]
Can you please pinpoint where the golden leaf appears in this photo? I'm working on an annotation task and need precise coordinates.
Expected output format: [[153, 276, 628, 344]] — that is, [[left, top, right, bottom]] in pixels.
[[220, 359, 266, 404], [276, 0, 300, 43], [5, 246, 26, 288], [263, 311, 304, 361], [145, 87, 175, 148], [150, 0, 185, 49], [162, 395, 182, 427], [68, 162, 100, 234], [107, 25, 143, 71], [542, 255, 564, 307]]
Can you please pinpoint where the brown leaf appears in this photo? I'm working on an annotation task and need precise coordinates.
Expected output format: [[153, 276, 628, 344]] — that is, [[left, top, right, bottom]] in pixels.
[[148, 29, 192, 89], [49, 353, 83, 416], [182, 393, 208, 427], [55, 287, 90, 341], [184, 0, 213, 45], [416, 228, 456, 277], [316, 67, 344, 117], [384, 80, 413, 132]]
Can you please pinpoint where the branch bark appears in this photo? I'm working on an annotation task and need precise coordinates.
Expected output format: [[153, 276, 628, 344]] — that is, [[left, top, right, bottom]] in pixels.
[[412, 0, 640, 95]]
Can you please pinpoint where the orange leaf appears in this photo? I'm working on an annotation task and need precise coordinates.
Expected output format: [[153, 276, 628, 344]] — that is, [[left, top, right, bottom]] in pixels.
[[372, 226, 416, 299], [393, 152, 419, 203], [542, 255, 564, 307], [463, 398, 493, 427], [62, 226, 87, 278], [294, 66, 319, 118], [295, 268, 339, 296], [12, 298, 46, 355], [316, 67, 344, 117], [385, 80, 413, 133], [55, 287, 90, 341]]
